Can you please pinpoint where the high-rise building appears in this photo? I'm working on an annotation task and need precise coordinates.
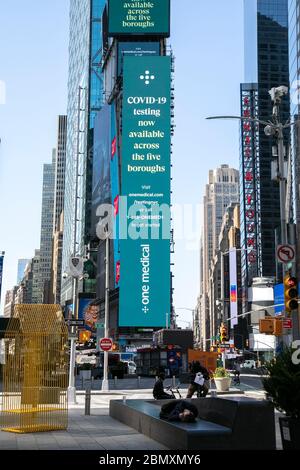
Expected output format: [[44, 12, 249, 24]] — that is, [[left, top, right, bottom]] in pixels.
[[51, 212, 64, 304], [53, 116, 67, 233], [240, 0, 290, 299], [16, 259, 31, 285], [49, 115, 67, 305], [3, 286, 18, 317], [0, 251, 4, 304], [39, 151, 56, 303], [61, 0, 105, 305], [200, 165, 239, 349]]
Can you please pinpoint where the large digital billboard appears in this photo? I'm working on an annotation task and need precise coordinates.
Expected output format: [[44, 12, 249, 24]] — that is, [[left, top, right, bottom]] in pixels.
[[91, 104, 111, 239], [108, 0, 170, 37], [110, 104, 121, 288], [229, 248, 238, 328], [119, 56, 171, 327]]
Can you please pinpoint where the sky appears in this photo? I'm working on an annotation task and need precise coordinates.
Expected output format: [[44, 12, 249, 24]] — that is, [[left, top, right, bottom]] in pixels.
[[0, 0, 244, 325]]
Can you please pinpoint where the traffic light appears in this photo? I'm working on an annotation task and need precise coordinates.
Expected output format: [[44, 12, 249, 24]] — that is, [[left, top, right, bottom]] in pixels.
[[79, 330, 91, 343], [219, 323, 228, 343], [284, 274, 298, 314]]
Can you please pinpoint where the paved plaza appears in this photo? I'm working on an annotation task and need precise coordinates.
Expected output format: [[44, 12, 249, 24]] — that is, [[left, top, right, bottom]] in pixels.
[[0, 388, 283, 450]]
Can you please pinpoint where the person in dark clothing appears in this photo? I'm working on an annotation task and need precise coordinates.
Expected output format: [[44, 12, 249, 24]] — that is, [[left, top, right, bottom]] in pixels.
[[153, 373, 173, 400], [159, 400, 198, 422], [186, 361, 210, 398]]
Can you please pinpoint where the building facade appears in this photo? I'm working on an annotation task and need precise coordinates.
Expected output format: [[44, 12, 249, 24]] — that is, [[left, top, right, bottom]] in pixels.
[[16, 259, 31, 285], [200, 165, 239, 349], [289, 0, 300, 279], [51, 212, 64, 304], [61, 0, 105, 305], [241, 0, 290, 298], [3, 286, 18, 317], [39, 151, 56, 303], [49, 115, 68, 304], [207, 203, 247, 348], [53, 116, 67, 233]]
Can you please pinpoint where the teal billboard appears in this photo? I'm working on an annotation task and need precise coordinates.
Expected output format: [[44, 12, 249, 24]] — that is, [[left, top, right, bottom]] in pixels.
[[108, 0, 170, 37], [119, 56, 171, 327]]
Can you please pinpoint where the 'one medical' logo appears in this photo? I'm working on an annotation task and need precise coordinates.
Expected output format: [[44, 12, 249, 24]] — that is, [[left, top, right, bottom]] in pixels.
[[140, 71, 155, 85]]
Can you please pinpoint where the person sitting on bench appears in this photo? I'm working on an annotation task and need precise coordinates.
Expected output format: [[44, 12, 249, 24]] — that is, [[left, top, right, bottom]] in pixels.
[[153, 372, 173, 400], [159, 400, 198, 422]]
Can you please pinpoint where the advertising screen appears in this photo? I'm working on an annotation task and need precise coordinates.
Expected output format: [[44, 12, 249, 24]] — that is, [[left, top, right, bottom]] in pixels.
[[274, 283, 284, 316], [65, 297, 98, 334], [229, 248, 238, 327], [108, 0, 170, 37], [91, 104, 111, 239], [110, 104, 121, 288], [119, 56, 171, 327]]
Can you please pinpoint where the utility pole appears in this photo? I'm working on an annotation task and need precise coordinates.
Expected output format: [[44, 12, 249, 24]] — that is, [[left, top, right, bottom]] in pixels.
[[67, 86, 83, 405], [207, 85, 300, 348], [265, 86, 300, 346], [101, 229, 110, 392]]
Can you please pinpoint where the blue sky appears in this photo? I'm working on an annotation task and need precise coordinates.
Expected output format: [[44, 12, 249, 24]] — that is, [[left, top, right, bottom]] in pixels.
[[0, 0, 244, 324]]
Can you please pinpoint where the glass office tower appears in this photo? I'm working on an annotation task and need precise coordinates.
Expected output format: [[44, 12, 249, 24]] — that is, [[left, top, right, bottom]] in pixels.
[[241, 0, 290, 293], [289, 0, 300, 224], [61, 0, 105, 305], [289, 0, 300, 278]]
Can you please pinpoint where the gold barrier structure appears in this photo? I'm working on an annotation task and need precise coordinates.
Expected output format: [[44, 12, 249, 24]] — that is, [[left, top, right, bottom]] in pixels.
[[1, 304, 69, 433]]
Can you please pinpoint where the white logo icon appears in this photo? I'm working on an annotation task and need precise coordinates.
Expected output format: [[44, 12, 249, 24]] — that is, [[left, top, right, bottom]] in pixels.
[[140, 71, 155, 85]]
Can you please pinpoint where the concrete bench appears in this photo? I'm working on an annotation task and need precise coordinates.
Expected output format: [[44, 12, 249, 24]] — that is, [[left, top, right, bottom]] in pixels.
[[109, 397, 276, 450]]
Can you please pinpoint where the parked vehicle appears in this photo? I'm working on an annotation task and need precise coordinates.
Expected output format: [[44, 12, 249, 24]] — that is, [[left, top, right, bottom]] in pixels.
[[122, 360, 137, 375], [241, 359, 256, 369]]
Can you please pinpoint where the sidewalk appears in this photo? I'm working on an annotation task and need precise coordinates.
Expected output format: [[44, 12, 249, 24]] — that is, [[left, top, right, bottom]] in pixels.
[[0, 408, 167, 451], [0, 389, 279, 450]]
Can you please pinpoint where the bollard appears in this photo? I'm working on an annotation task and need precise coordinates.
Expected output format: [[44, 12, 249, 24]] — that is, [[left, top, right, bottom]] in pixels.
[[85, 385, 91, 416], [137, 376, 141, 389], [91, 377, 94, 389], [172, 375, 176, 388], [114, 376, 118, 389]]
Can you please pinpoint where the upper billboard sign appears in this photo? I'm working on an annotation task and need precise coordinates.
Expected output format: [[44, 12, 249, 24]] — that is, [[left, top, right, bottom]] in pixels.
[[108, 0, 170, 37]]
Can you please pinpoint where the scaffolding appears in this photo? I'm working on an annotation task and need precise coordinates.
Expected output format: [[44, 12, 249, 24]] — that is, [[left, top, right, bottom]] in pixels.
[[1, 304, 69, 433]]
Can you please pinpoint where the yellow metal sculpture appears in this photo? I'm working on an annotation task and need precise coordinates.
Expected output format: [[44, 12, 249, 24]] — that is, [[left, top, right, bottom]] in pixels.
[[1, 304, 69, 433]]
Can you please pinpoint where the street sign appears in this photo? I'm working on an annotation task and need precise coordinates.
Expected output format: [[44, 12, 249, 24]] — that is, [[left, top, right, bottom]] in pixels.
[[99, 338, 113, 352], [67, 320, 85, 327], [95, 323, 105, 329], [219, 343, 231, 349], [277, 245, 296, 264], [68, 332, 78, 340], [283, 319, 293, 329]]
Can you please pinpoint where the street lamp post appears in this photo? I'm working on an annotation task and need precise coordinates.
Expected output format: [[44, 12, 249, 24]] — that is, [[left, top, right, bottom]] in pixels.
[[101, 228, 110, 392], [67, 276, 79, 404]]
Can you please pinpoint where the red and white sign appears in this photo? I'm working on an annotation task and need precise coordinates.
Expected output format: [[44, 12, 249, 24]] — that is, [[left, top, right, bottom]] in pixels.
[[241, 88, 259, 269], [100, 338, 113, 351], [277, 245, 295, 264], [283, 319, 292, 329]]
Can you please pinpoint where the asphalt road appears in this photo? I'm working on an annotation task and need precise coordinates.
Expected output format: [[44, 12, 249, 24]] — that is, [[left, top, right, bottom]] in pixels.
[[74, 373, 265, 392], [0, 373, 265, 393]]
